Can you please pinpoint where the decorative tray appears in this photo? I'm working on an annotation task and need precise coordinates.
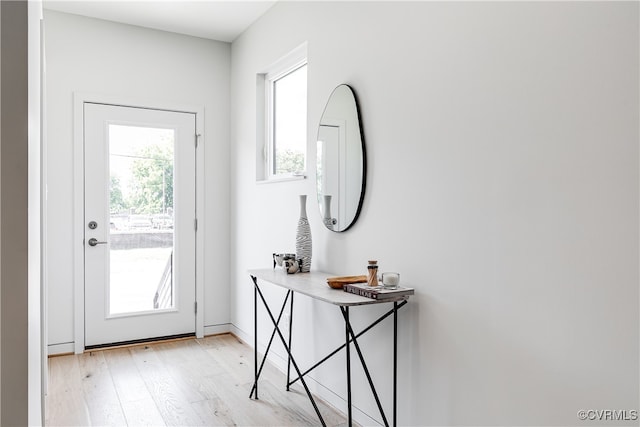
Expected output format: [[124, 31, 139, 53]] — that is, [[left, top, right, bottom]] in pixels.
[[326, 275, 368, 289]]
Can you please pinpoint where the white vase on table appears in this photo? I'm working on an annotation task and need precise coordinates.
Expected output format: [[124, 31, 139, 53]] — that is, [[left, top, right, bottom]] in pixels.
[[296, 195, 312, 273]]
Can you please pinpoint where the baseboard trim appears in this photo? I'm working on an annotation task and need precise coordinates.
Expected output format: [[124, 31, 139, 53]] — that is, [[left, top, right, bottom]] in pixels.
[[229, 324, 250, 345], [204, 323, 231, 336], [48, 342, 75, 357]]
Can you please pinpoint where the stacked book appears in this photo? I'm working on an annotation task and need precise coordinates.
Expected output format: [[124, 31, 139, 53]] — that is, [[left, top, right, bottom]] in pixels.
[[343, 282, 414, 300]]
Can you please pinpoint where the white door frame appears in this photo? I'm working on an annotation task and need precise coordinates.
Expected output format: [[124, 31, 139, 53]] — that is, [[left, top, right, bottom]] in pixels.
[[73, 92, 205, 354]]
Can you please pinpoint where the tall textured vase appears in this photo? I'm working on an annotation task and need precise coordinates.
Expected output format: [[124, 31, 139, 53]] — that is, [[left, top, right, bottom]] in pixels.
[[296, 195, 312, 273]]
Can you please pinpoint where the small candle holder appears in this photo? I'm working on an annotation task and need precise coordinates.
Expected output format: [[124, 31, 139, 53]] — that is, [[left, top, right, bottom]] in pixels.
[[381, 272, 400, 290]]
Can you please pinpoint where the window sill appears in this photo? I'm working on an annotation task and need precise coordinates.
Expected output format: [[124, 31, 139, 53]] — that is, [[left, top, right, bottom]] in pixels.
[[257, 175, 307, 185]]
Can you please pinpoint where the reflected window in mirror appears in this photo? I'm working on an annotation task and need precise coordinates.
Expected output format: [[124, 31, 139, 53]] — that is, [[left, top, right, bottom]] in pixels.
[[316, 84, 366, 232]]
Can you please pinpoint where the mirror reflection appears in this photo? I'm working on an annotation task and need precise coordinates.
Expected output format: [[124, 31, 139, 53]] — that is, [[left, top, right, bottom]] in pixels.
[[316, 84, 366, 232]]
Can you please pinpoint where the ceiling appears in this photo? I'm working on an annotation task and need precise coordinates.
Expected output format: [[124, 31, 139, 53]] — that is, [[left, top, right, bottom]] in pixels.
[[43, 0, 278, 43]]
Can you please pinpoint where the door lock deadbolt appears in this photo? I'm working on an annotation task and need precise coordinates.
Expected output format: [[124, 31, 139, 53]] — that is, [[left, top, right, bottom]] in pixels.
[[88, 221, 98, 230]]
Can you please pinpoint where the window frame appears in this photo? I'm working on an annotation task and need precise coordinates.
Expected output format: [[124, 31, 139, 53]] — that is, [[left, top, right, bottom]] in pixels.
[[257, 43, 308, 183]]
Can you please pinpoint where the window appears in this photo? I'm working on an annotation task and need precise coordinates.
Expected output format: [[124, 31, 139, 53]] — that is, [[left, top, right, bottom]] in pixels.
[[258, 43, 308, 181]]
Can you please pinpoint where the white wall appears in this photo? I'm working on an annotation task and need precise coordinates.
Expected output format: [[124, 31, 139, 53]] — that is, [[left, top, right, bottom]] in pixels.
[[230, 2, 639, 425], [44, 10, 231, 352]]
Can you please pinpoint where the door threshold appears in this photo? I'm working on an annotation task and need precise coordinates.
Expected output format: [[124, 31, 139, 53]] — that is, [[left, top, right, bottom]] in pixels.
[[84, 333, 196, 352]]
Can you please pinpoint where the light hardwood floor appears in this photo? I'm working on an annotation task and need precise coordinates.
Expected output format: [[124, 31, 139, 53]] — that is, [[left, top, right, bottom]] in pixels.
[[46, 334, 350, 426]]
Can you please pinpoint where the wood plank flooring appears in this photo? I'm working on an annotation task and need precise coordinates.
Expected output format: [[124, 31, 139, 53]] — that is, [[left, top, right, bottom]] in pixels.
[[46, 334, 350, 426]]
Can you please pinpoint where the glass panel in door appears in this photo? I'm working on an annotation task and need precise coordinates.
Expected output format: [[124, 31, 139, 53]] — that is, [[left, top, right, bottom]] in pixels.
[[108, 125, 175, 315]]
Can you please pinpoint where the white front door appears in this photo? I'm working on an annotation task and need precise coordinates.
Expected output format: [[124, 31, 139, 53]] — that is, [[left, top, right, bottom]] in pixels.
[[84, 103, 196, 347], [318, 121, 347, 226]]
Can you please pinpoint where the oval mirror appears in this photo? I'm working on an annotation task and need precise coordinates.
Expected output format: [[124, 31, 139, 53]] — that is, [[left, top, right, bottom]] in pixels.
[[316, 84, 366, 232]]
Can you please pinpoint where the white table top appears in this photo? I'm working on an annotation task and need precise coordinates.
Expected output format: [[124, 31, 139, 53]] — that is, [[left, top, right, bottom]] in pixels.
[[249, 268, 408, 306]]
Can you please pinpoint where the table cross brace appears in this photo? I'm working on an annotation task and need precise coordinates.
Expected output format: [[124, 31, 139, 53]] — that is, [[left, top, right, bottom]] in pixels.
[[288, 299, 407, 388], [250, 275, 327, 426]]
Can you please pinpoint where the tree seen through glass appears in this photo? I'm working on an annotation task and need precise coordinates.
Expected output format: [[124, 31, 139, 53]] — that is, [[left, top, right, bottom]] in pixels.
[[109, 126, 174, 217]]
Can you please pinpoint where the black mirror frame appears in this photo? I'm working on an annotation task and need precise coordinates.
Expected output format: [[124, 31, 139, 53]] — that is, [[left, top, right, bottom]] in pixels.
[[317, 84, 367, 232]]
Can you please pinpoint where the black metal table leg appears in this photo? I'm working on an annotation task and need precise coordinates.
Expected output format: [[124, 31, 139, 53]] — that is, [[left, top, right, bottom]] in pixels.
[[344, 306, 352, 425], [253, 276, 258, 400], [287, 292, 294, 391], [249, 287, 291, 399], [341, 308, 390, 427], [393, 301, 398, 427], [254, 282, 326, 426]]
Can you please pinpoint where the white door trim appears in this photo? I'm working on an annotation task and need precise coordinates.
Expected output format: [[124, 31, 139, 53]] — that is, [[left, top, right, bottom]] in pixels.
[[73, 92, 205, 354]]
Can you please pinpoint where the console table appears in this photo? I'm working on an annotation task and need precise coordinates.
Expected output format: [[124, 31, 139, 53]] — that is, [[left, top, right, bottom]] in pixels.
[[248, 269, 410, 427]]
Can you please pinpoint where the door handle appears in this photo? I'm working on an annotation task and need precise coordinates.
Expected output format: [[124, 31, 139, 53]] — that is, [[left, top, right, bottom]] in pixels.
[[87, 238, 108, 247]]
